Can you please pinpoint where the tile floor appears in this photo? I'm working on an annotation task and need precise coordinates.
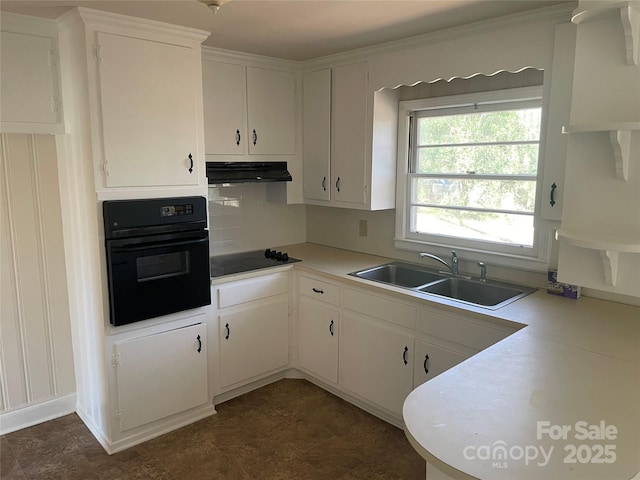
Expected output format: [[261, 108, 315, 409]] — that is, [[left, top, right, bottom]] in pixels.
[[1, 379, 426, 479]]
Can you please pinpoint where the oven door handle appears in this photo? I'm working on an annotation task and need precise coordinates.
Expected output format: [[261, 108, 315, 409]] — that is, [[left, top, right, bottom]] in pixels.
[[109, 235, 208, 253]]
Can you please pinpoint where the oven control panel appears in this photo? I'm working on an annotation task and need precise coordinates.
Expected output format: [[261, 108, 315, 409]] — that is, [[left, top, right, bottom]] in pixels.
[[160, 204, 193, 217]]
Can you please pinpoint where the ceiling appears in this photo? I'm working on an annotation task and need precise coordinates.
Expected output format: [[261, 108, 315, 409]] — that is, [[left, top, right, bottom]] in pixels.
[[0, 0, 571, 61]]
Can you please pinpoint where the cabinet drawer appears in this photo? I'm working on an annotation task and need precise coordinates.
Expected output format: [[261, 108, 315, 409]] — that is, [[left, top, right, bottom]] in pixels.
[[420, 309, 515, 351], [343, 288, 416, 330], [217, 272, 288, 309], [298, 275, 341, 306]]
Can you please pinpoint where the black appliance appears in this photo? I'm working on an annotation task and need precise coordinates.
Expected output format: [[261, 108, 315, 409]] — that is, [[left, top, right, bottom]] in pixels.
[[206, 161, 292, 184], [103, 197, 211, 326], [210, 248, 300, 277]]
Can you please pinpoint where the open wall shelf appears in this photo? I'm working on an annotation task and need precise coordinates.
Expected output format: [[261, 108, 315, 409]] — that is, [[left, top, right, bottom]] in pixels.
[[572, 1, 640, 65], [556, 228, 640, 286], [562, 123, 640, 180]]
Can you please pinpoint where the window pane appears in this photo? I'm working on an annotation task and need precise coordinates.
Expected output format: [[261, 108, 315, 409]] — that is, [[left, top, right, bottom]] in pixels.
[[411, 177, 536, 212], [417, 108, 542, 145], [413, 207, 534, 246], [416, 143, 539, 175]]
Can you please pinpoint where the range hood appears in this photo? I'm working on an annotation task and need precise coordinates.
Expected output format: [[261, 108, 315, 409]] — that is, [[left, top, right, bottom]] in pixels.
[[206, 161, 292, 185]]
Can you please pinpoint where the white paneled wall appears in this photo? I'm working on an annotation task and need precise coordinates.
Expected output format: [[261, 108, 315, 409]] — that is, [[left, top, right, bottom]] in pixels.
[[208, 184, 306, 255], [0, 134, 76, 433]]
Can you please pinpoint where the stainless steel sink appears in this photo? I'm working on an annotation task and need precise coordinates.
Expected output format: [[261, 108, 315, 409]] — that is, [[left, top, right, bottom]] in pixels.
[[418, 277, 535, 309], [350, 262, 535, 309], [349, 262, 446, 288]]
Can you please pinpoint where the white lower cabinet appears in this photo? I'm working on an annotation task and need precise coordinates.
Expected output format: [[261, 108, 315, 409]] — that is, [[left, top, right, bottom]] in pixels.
[[218, 298, 289, 390], [214, 272, 290, 392], [340, 311, 415, 416], [413, 340, 470, 387], [298, 298, 339, 384], [113, 322, 208, 432]]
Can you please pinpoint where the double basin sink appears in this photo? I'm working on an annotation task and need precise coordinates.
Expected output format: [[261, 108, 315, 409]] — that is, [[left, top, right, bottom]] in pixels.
[[349, 261, 535, 310]]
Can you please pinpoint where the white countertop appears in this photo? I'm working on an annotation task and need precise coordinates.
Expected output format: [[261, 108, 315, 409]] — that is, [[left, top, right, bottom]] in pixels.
[[278, 243, 640, 480]]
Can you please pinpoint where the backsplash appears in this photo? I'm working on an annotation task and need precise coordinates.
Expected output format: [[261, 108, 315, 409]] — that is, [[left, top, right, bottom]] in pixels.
[[208, 184, 306, 256]]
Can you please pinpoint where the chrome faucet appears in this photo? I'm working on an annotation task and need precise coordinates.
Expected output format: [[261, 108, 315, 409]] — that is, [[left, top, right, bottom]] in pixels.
[[419, 250, 459, 275]]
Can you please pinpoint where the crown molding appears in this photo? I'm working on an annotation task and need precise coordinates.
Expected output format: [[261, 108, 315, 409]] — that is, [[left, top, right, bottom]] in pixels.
[[58, 7, 210, 44], [301, 2, 577, 70]]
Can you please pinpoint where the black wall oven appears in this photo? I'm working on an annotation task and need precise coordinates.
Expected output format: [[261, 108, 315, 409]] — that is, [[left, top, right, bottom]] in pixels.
[[103, 197, 211, 327]]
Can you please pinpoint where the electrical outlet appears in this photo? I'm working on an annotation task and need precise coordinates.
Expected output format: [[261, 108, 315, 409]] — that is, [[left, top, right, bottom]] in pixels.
[[359, 219, 368, 237]]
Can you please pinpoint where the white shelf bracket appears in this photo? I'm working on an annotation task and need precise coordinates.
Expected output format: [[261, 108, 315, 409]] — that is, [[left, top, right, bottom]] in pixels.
[[609, 130, 631, 180], [620, 4, 640, 65], [599, 250, 619, 286]]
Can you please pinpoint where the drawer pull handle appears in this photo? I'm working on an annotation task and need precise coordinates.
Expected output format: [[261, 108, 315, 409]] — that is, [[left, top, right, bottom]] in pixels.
[[403, 346, 409, 365], [329, 319, 334, 336], [335, 176, 341, 192], [423, 354, 430, 375], [312, 288, 324, 294], [224, 323, 230, 340], [235, 129, 241, 146], [252, 129, 257, 146], [196, 334, 202, 353], [188, 153, 194, 174], [550, 182, 557, 207], [322, 176, 327, 191]]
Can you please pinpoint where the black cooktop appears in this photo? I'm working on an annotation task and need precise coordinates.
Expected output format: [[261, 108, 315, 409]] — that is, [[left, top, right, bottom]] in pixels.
[[210, 249, 300, 277]]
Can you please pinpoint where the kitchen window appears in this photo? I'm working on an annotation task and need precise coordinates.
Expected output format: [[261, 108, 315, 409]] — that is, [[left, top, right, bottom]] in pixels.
[[395, 86, 550, 268]]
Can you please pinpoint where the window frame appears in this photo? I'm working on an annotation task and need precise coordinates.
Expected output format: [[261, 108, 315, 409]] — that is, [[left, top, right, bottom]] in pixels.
[[395, 86, 553, 271]]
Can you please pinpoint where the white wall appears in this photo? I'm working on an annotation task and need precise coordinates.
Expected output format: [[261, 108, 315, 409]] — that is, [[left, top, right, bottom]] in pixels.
[[208, 184, 306, 256], [0, 134, 76, 434], [305, 205, 551, 289]]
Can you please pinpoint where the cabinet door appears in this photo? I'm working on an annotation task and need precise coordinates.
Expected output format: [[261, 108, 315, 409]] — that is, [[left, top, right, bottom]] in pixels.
[[331, 62, 368, 205], [202, 61, 247, 155], [340, 311, 414, 416], [1, 31, 62, 133], [114, 323, 208, 432], [96, 32, 200, 187], [246, 66, 296, 155], [218, 297, 289, 389], [414, 340, 468, 388], [298, 298, 338, 384], [302, 68, 331, 201], [540, 23, 576, 220]]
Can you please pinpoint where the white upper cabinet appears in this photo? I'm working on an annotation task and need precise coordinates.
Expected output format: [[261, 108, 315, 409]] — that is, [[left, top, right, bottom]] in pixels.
[[202, 61, 247, 155], [1, 14, 64, 134], [96, 32, 203, 188], [301, 61, 398, 210], [202, 59, 296, 156], [332, 62, 369, 206], [58, 8, 210, 194], [302, 68, 332, 201], [246, 66, 296, 155], [539, 23, 577, 221]]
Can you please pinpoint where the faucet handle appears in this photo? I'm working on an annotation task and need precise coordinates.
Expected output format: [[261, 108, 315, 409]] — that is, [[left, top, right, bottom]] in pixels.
[[477, 261, 487, 282]]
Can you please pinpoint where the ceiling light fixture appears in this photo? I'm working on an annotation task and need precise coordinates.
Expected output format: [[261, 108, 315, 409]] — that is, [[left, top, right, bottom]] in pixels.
[[198, 0, 231, 14]]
